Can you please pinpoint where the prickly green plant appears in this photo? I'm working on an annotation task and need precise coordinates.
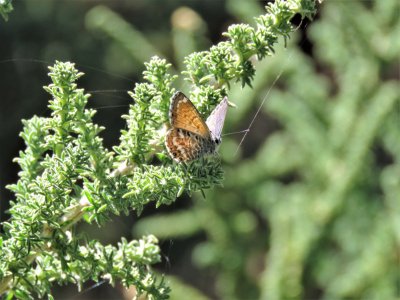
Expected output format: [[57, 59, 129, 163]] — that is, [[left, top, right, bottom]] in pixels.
[[1, 62, 169, 299], [0, 0, 319, 298]]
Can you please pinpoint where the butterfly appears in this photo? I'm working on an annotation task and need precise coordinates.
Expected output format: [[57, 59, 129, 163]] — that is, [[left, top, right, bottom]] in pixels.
[[165, 91, 229, 162]]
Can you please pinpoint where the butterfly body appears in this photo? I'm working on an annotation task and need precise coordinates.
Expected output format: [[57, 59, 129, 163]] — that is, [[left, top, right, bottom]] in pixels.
[[165, 92, 228, 162]]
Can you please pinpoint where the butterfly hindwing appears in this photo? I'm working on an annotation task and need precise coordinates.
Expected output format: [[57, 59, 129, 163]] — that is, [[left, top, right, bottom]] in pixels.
[[166, 128, 215, 162], [206, 96, 228, 143], [169, 92, 211, 139]]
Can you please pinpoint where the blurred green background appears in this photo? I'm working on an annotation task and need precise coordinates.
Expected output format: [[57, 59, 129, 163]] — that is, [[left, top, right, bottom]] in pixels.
[[1, 0, 399, 299]]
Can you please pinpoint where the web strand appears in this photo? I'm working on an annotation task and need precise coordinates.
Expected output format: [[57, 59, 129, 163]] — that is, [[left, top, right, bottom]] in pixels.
[[234, 22, 308, 155], [69, 280, 106, 299], [0, 58, 134, 82], [234, 63, 287, 155]]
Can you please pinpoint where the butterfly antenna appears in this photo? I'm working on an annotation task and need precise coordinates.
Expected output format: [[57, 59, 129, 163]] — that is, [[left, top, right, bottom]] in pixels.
[[222, 129, 250, 137]]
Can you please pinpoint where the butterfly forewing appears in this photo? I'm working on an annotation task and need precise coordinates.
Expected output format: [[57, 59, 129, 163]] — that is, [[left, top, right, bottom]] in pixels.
[[206, 96, 228, 142], [169, 92, 211, 139]]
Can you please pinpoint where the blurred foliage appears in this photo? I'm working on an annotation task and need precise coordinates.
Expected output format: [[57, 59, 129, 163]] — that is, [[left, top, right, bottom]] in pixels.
[[0, 0, 13, 21]]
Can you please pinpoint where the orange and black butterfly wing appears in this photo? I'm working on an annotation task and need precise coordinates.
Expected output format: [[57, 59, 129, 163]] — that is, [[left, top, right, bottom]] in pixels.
[[169, 92, 211, 139], [165, 128, 214, 162]]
